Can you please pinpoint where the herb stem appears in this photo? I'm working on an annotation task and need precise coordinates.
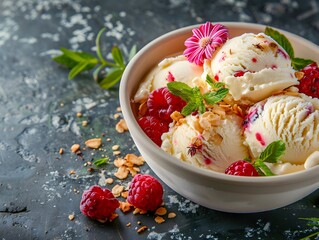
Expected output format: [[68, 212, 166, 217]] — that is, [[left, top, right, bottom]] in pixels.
[[96, 28, 107, 64], [299, 231, 319, 240]]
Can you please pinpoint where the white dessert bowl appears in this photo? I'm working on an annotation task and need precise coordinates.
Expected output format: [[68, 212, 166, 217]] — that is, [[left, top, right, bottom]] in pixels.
[[119, 22, 319, 213]]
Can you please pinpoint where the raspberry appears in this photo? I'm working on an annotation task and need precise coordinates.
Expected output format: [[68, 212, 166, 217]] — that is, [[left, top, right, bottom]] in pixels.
[[297, 62, 319, 98], [137, 115, 169, 146], [127, 174, 163, 211], [147, 87, 186, 122], [225, 160, 259, 176], [80, 185, 119, 222]]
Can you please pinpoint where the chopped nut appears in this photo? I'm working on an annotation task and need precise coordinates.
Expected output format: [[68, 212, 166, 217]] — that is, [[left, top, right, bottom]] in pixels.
[[112, 184, 125, 197], [68, 214, 75, 221], [138, 101, 148, 116], [69, 170, 76, 175], [133, 208, 147, 215], [76, 112, 82, 118], [168, 212, 176, 219], [154, 216, 165, 224], [113, 151, 121, 156], [121, 191, 128, 198], [114, 158, 126, 167], [82, 120, 88, 127], [170, 111, 184, 123], [87, 167, 94, 173], [116, 106, 122, 112], [295, 71, 304, 80], [116, 119, 128, 133], [85, 138, 102, 149], [137, 226, 148, 233], [119, 201, 132, 213], [113, 113, 120, 119], [114, 166, 129, 180], [155, 207, 167, 216], [126, 222, 131, 227], [126, 154, 144, 166], [71, 144, 80, 153], [106, 138, 111, 142], [108, 213, 118, 222], [105, 178, 114, 184], [112, 145, 120, 151], [59, 148, 64, 155]]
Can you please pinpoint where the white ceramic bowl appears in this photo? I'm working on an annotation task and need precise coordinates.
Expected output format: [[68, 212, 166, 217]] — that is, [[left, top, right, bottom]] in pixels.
[[119, 22, 319, 213]]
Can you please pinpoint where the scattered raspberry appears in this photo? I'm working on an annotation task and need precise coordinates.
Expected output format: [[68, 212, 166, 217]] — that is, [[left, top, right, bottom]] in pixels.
[[147, 87, 186, 122], [80, 185, 120, 222], [297, 62, 319, 98], [137, 115, 169, 146], [225, 160, 259, 176], [127, 174, 163, 211]]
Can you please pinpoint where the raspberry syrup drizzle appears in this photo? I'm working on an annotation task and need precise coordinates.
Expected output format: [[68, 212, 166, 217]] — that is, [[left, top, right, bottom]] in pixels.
[[255, 132, 266, 146]]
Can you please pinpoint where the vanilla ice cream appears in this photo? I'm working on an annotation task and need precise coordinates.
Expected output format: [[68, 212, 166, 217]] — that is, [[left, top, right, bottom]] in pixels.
[[161, 113, 249, 173], [244, 94, 319, 165], [208, 33, 298, 103], [134, 55, 205, 103]]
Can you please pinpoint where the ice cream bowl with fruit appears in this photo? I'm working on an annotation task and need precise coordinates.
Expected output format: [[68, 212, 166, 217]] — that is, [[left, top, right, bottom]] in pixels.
[[119, 22, 319, 213]]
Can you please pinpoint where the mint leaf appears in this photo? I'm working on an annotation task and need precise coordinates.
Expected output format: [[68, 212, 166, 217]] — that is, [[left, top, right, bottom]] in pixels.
[[168, 81, 228, 116], [181, 101, 198, 116], [264, 27, 316, 71], [206, 75, 225, 89], [93, 157, 109, 167], [167, 82, 193, 101], [203, 88, 229, 105], [265, 27, 295, 59], [252, 140, 286, 176], [292, 57, 314, 70], [259, 140, 285, 163], [253, 160, 274, 176]]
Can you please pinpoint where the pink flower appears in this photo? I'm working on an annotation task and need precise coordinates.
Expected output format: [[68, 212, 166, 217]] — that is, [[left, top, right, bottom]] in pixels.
[[184, 22, 229, 66]]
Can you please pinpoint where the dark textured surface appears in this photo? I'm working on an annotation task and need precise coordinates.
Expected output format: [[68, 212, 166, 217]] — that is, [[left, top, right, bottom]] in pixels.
[[1, 0, 319, 239]]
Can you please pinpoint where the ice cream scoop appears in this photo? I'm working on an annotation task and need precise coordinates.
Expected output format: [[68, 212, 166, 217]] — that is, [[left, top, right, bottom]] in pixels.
[[134, 55, 205, 103], [161, 113, 249, 173], [244, 94, 319, 165], [207, 33, 298, 103]]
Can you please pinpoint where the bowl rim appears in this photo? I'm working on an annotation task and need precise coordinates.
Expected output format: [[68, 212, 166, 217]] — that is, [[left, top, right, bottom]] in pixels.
[[120, 21, 319, 185]]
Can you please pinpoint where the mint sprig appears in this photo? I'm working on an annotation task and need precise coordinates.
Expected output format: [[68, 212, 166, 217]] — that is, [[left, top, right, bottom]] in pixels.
[[299, 218, 319, 240], [264, 27, 314, 70], [53, 28, 137, 89], [93, 157, 109, 167], [252, 140, 286, 176], [167, 75, 229, 116]]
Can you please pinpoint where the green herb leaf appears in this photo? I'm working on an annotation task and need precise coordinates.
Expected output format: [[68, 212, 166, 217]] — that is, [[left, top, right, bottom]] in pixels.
[[168, 81, 228, 116], [112, 46, 125, 67], [203, 88, 229, 105], [98, 67, 124, 89], [253, 160, 275, 176], [299, 218, 319, 240], [128, 44, 137, 61], [181, 101, 198, 116], [206, 75, 225, 89], [265, 27, 295, 59], [53, 28, 137, 89], [93, 157, 109, 167], [292, 57, 314, 71], [259, 140, 286, 163], [264, 27, 316, 71], [167, 82, 193, 101]]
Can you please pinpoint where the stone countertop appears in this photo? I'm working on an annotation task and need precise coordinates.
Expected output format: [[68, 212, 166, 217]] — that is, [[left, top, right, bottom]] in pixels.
[[1, 0, 319, 239]]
